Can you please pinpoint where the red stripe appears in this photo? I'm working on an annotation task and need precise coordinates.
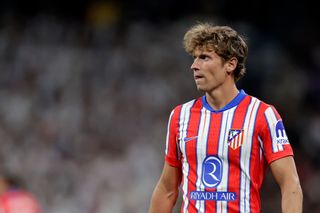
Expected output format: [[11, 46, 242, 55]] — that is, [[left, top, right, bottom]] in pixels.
[[241, 98, 260, 212], [248, 102, 265, 213], [203, 112, 222, 212], [248, 101, 292, 213], [227, 96, 252, 212], [165, 105, 183, 167], [172, 106, 182, 159], [184, 99, 202, 213]]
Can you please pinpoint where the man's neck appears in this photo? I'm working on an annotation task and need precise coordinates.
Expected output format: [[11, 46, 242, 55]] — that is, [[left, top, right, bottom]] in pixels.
[[205, 84, 239, 111]]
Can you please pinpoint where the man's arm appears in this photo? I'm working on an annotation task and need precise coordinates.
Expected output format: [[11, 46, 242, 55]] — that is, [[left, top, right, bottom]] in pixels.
[[270, 156, 303, 213], [149, 162, 182, 213]]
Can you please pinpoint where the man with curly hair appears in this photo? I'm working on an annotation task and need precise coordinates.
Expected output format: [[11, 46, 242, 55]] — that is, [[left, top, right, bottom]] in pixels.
[[149, 23, 302, 213]]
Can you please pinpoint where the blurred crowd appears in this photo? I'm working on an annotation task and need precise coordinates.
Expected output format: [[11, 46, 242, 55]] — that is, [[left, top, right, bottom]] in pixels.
[[0, 10, 319, 213]]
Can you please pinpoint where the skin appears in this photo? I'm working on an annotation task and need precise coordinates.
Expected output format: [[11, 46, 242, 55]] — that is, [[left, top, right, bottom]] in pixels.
[[149, 163, 182, 213], [270, 156, 303, 213], [190, 48, 239, 110], [149, 47, 303, 213]]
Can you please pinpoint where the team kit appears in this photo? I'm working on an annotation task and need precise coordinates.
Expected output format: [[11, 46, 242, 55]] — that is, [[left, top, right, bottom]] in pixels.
[[165, 90, 292, 212]]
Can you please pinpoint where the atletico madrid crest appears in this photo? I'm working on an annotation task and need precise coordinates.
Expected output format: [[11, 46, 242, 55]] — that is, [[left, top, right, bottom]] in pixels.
[[228, 129, 244, 150]]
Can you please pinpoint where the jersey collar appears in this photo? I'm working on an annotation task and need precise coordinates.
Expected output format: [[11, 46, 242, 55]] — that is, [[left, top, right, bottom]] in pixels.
[[202, 89, 247, 113]]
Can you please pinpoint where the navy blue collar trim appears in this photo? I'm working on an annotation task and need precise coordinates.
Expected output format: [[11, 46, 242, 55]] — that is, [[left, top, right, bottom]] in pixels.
[[202, 89, 247, 113]]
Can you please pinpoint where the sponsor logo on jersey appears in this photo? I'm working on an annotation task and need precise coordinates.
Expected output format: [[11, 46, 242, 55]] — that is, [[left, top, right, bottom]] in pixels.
[[201, 156, 222, 188], [195, 156, 237, 201], [190, 191, 237, 201], [227, 129, 244, 150], [275, 120, 289, 145]]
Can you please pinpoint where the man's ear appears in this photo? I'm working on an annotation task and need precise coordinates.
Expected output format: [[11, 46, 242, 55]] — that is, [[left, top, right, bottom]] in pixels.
[[226, 57, 238, 75]]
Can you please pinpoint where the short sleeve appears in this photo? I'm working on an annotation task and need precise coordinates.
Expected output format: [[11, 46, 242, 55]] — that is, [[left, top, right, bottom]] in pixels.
[[164, 107, 182, 167], [259, 105, 293, 164]]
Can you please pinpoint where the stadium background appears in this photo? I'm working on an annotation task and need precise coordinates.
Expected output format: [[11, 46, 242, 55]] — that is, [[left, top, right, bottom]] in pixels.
[[0, 0, 319, 212]]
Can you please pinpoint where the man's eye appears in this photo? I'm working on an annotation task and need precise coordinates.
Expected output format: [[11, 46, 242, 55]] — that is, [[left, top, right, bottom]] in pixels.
[[199, 55, 208, 60]]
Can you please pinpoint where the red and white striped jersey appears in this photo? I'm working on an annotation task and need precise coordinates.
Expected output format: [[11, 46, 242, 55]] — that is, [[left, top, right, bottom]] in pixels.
[[165, 90, 293, 213]]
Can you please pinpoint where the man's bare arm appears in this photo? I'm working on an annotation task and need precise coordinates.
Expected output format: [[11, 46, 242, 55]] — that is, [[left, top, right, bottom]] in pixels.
[[149, 162, 182, 213], [270, 156, 303, 213]]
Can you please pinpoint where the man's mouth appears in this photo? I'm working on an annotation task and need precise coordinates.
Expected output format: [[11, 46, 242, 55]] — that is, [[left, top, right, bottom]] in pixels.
[[194, 75, 204, 80]]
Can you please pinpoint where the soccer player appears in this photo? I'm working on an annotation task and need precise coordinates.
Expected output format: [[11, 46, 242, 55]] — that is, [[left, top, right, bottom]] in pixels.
[[0, 173, 42, 213], [149, 23, 303, 213]]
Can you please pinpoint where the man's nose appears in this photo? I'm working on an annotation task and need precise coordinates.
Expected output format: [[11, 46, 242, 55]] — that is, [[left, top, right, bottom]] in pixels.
[[191, 59, 199, 71]]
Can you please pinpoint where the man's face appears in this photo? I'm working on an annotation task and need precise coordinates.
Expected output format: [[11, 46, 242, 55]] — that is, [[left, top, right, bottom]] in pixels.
[[191, 48, 229, 93]]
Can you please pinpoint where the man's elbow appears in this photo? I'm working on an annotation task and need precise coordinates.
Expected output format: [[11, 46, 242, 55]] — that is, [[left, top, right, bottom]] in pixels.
[[166, 189, 179, 200], [157, 182, 179, 201], [290, 181, 303, 197], [282, 177, 303, 199], [149, 184, 179, 213]]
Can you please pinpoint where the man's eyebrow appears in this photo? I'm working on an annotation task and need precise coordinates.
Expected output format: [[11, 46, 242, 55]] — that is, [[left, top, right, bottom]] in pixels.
[[192, 52, 206, 57], [198, 53, 211, 58]]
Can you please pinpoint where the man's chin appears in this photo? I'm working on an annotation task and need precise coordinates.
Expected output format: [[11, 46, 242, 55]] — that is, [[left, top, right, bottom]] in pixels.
[[196, 86, 206, 92]]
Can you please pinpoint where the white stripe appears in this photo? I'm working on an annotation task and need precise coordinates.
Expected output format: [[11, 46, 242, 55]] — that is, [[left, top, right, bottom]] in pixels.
[[165, 110, 175, 155], [240, 98, 260, 213], [235, 135, 240, 149], [216, 107, 236, 213], [195, 108, 211, 212], [179, 100, 195, 213], [258, 136, 264, 161], [238, 133, 243, 148], [264, 107, 284, 152]]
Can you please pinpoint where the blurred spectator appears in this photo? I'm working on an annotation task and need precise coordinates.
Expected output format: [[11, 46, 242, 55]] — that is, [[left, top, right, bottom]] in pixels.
[[0, 173, 42, 213]]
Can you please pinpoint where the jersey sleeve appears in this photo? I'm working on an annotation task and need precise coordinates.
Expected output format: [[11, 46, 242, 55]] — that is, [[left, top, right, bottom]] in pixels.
[[259, 105, 293, 164], [164, 106, 182, 167]]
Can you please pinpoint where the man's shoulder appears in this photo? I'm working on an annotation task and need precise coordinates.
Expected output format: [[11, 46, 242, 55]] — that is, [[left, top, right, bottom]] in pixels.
[[245, 94, 285, 122], [246, 93, 273, 110], [172, 96, 203, 111]]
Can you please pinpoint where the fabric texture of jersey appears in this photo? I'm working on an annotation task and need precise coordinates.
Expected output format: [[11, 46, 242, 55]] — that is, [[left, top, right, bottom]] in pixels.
[[164, 90, 293, 213]]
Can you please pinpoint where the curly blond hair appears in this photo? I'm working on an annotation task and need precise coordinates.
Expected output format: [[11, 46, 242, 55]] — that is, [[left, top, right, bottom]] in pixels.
[[183, 23, 248, 81]]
